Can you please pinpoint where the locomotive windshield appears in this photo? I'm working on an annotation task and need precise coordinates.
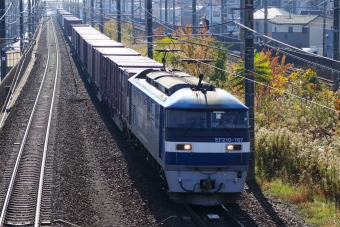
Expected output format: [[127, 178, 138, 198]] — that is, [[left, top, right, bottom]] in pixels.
[[167, 110, 207, 129], [166, 109, 249, 142], [166, 110, 248, 129]]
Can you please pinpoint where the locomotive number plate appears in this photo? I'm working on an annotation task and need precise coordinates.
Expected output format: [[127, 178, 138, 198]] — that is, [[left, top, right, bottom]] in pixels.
[[215, 138, 243, 142]]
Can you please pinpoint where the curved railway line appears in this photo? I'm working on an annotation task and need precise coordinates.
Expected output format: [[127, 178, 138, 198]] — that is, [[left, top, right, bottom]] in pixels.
[[0, 15, 59, 226]]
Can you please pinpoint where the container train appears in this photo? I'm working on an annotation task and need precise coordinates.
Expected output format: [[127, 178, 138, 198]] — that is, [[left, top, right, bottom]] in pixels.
[[56, 9, 250, 206]]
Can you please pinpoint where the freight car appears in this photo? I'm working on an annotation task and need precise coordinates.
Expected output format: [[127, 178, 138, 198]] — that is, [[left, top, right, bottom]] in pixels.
[[59, 11, 250, 206]]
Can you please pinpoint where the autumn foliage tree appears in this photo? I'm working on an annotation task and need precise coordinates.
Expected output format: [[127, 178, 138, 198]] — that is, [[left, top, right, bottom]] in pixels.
[[231, 49, 293, 103], [153, 25, 229, 83]]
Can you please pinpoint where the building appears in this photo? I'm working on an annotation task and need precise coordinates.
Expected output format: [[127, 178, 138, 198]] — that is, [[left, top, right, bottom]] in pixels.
[[254, 0, 332, 16], [254, 7, 291, 40], [269, 15, 332, 56]]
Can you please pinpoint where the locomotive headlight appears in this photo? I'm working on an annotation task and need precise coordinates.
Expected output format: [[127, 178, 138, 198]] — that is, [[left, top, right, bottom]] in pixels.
[[226, 144, 242, 151], [176, 144, 192, 151]]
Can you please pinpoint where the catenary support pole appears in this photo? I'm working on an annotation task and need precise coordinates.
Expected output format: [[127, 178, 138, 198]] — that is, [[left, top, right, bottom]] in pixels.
[[334, 0, 340, 91], [165, 0, 168, 32], [323, 0, 326, 57], [173, 0, 175, 29], [147, 0, 153, 58], [117, 0, 121, 42], [160, 0, 162, 22], [91, 0, 94, 27], [83, 0, 86, 24], [77, 0, 80, 18], [20, 0, 24, 52], [264, 0, 267, 41], [0, 0, 6, 80], [28, 0, 31, 35], [243, 0, 255, 180], [192, 0, 196, 34], [100, 0, 103, 33]]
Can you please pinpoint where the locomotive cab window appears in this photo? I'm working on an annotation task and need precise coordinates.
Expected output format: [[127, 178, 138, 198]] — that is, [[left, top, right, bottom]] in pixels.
[[166, 110, 207, 129], [165, 109, 249, 138], [211, 111, 248, 128]]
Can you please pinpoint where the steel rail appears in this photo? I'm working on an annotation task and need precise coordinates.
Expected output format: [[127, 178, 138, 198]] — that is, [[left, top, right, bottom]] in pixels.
[[35, 14, 59, 226], [183, 203, 245, 227], [0, 15, 54, 226], [182, 203, 208, 227], [221, 204, 245, 227]]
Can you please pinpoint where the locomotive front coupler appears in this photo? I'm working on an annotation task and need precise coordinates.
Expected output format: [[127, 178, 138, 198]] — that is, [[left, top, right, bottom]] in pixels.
[[200, 178, 216, 190]]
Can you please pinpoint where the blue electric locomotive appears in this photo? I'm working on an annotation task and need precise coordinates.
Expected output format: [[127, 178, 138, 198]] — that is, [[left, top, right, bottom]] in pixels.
[[58, 9, 250, 205], [125, 70, 250, 206]]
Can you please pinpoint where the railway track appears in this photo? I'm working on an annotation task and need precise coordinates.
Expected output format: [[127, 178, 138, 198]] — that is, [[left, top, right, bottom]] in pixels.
[[183, 203, 245, 227], [0, 15, 59, 226]]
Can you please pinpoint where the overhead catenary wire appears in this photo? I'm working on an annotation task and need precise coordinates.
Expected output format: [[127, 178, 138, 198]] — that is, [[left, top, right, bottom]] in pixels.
[[77, 4, 340, 77], [55, 3, 340, 78], [61, 2, 240, 47], [61, 3, 334, 63], [0, 2, 13, 21], [235, 21, 340, 64], [176, 54, 338, 113], [17, 3, 340, 114]]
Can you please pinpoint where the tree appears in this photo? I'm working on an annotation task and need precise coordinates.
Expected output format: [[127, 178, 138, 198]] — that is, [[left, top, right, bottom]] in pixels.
[[230, 50, 293, 99], [153, 25, 229, 81]]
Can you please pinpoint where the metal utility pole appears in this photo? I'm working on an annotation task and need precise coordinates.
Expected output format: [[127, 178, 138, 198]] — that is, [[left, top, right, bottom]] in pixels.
[[192, 0, 196, 34], [77, 0, 80, 18], [334, 0, 340, 90], [165, 0, 168, 24], [173, 0, 175, 28], [221, 0, 224, 34], [210, 0, 212, 32], [243, 0, 255, 180], [323, 0, 326, 56], [83, 0, 86, 24], [165, 0, 168, 33], [28, 0, 31, 35], [91, 0, 94, 27], [33, 0, 36, 32], [20, 0, 24, 52], [140, 0, 142, 20], [131, 0, 135, 36], [147, 0, 153, 58], [335, 0, 339, 61], [117, 0, 121, 42], [100, 0, 104, 33], [239, 0, 244, 54], [264, 0, 268, 40], [221, 0, 228, 43], [0, 0, 6, 80], [160, 0, 162, 22]]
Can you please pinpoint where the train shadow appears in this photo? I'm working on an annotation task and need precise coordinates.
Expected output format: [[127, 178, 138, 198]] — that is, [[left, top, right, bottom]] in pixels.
[[245, 180, 293, 226]]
